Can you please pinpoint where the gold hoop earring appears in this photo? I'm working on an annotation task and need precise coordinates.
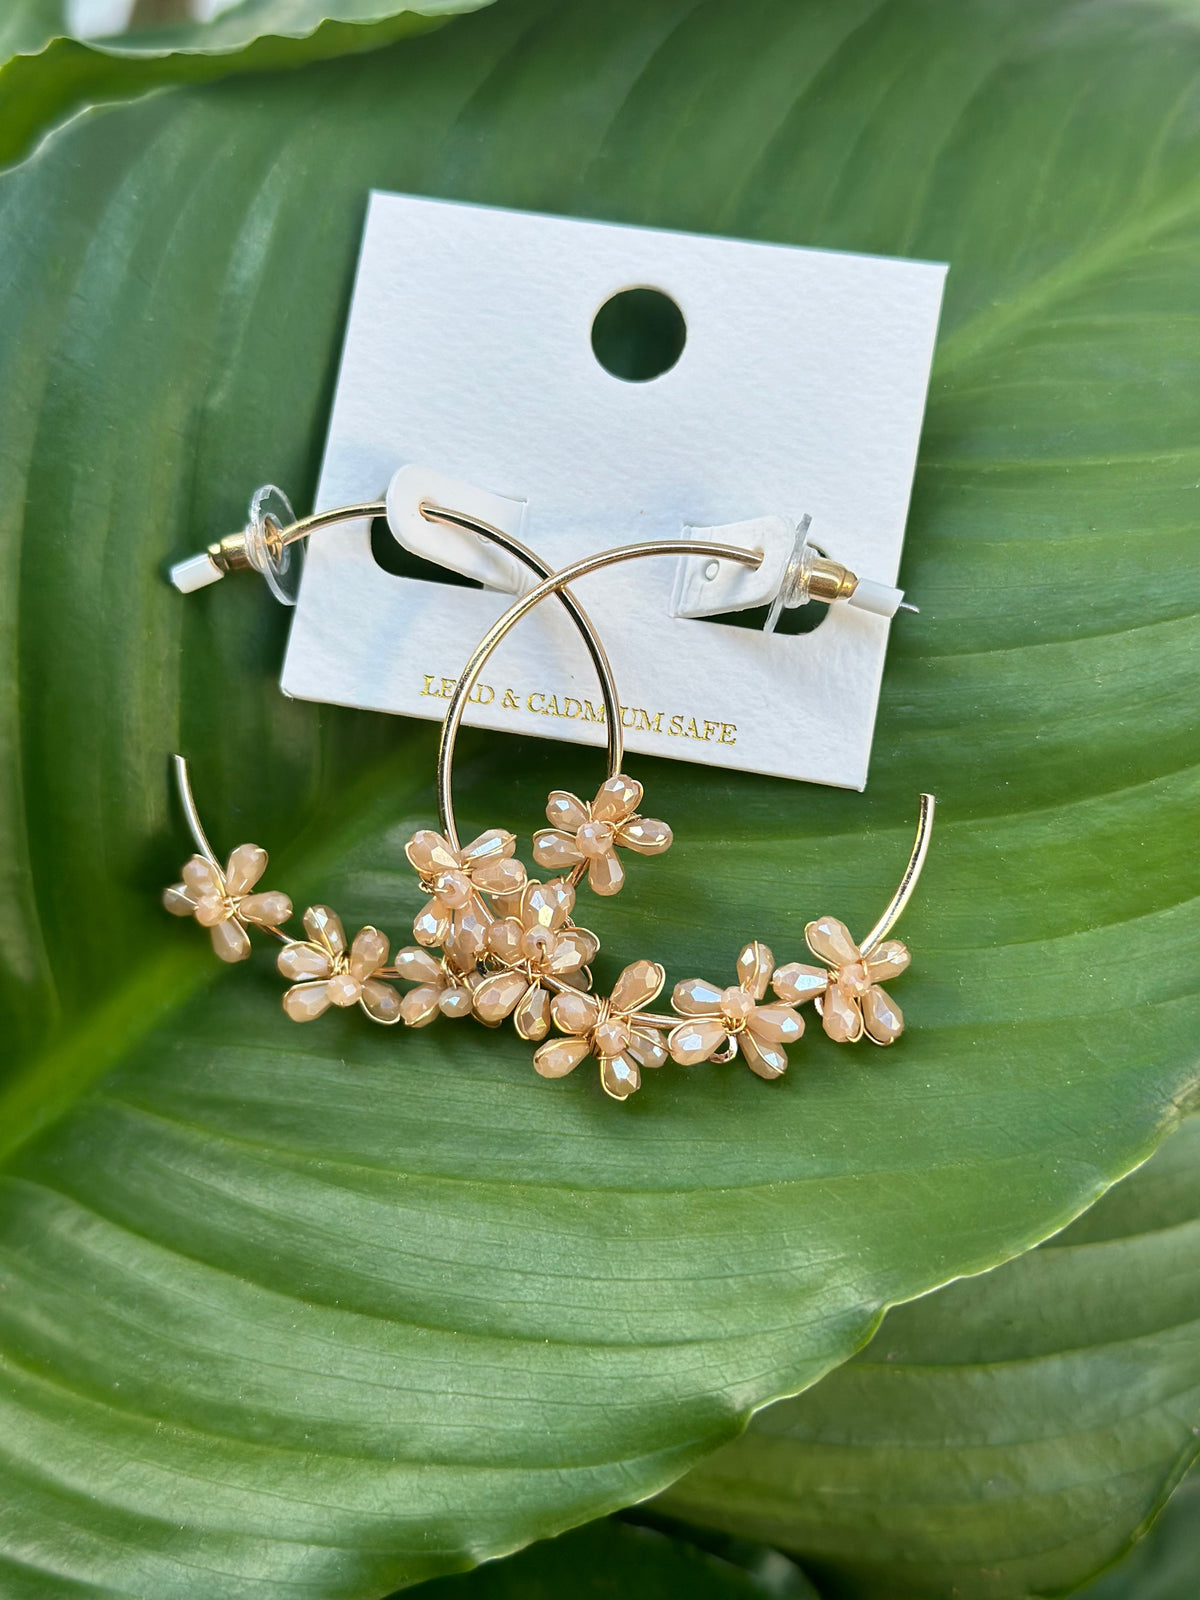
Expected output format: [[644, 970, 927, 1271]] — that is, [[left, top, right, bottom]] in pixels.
[[165, 498, 933, 1101]]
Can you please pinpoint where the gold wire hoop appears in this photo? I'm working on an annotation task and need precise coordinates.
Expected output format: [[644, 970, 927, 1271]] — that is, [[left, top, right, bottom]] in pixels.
[[427, 535, 930, 1028], [434, 537, 764, 849], [168, 501, 934, 1075], [264, 498, 628, 779]]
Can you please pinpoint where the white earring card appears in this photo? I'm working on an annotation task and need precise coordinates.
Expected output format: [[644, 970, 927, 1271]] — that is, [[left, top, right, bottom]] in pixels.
[[281, 193, 946, 789]]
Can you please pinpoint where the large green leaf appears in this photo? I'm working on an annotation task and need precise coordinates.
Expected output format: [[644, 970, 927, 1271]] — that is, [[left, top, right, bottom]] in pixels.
[[0, 3, 64, 64], [1075, 1463, 1200, 1600], [0, 0, 493, 171], [658, 1117, 1200, 1599], [1, 0, 1198, 1596], [405, 1517, 818, 1600]]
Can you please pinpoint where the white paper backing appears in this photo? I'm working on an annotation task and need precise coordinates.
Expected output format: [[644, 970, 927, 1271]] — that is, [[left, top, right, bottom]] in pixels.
[[282, 193, 945, 789]]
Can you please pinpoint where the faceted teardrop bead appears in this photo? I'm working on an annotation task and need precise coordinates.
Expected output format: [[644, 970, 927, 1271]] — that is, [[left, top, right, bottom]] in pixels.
[[532, 1036, 590, 1078], [162, 883, 194, 917], [400, 984, 442, 1027], [182, 855, 222, 898], [806, 916, 860, 968], [413, 900, 450, 947], [617, 817, 672, 855], [451, 908, 488, 962], [277, 942, 334, 981], [592, 1018, 632, 1058], [549, 928, 596, 974], [393, 946, 442, 983], [576, 820, 614, 859], [461, 827, 516, 865], [472, 855, 527, 896], [586, 850, 625, 897], [209, 918, 251, 963], [432, 868, 473, 909], [747, 1004, 804, 1046], [628, 1030, 668, 1069], [303, 904, 347, 956], [439, 986, 474, 1019], [545, 790, 589, 830], [668, 1015, 728, 1064], [472, 970, 527, 1022], [720, 986, 756, 1025], [736, 941, 775, 999], [610, 959, 664, 1012], [513, 984, 551, 1041], [521, 926, 555, 964], [550, 989, 601, 1035], [532, 829, 584, 870], [671, 977, 723, 1016], [361, 979, 402, 1025], [348, 926, 389, 981], [771, 962, 828, 1005], [488, 883, 525, 919], [405, 829, 459, 876], [600, 1052, 640, 1100], [862, 985, 904, 1044], [282, 982, 332, 1021], [326, 972, 363, 1008], [740, 1031, 787, 1080], [485, 918, 523, 963], [836, 961, 870, 997], [864, 940, 911, 984], [239, 890, 292, 927], [225, 843, 267, 896], [525, 877, 574, 929], [822, 985, 863, 1043], [192, 895, 229, 928], [592, 775, 643, 822]]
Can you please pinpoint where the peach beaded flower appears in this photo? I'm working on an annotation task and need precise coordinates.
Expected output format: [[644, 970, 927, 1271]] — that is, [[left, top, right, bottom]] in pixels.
[[277, 905, 401, 1024], [532, 775, 672, 896], [472, 879, 599, 1040], [773, 916, 910, 1045], [667, 941, 804, 1079], [533, 958, 667, 1100], [405, 827, 527, 946], [163, 845, 292, 963], [393, 938, 482, 1027]]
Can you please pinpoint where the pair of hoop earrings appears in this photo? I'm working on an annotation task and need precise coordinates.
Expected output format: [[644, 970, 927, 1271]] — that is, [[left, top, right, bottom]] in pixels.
[[164, 489, 933, 1101]]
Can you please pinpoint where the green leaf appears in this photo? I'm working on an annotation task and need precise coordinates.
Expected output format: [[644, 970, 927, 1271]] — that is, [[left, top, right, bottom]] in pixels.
[[402, 1517, 818, 1600], [658, 1117, 1200, 1599], [0, 0, 493, 171], [1074, 1463, 1200, 1600], [1, 0, 1198, 1596], [0, 3, 64, 63]]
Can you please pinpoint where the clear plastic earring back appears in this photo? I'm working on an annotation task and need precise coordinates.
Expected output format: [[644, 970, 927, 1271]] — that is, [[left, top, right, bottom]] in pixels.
[[168, 483, 303, 603], [243, 485, 301, 606]]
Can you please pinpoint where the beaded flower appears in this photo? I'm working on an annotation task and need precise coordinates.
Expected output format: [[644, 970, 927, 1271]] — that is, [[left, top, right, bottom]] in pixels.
[[472, 879, 599, 1040], [165, 747, 930, 1100], [533, 959, 668, 1100], [277, 906, 401, 1024], [773, 917, 909, 1045], [405, 827, 526, 946], [163, 845, 292, 963], [532, 775, 672, 896], [393, 939, 481, 1027], [667, 941, 804, 1079]]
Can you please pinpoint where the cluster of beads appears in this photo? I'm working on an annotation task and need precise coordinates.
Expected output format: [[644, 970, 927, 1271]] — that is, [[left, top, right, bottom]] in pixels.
[[165, 774, 909, 1101]]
